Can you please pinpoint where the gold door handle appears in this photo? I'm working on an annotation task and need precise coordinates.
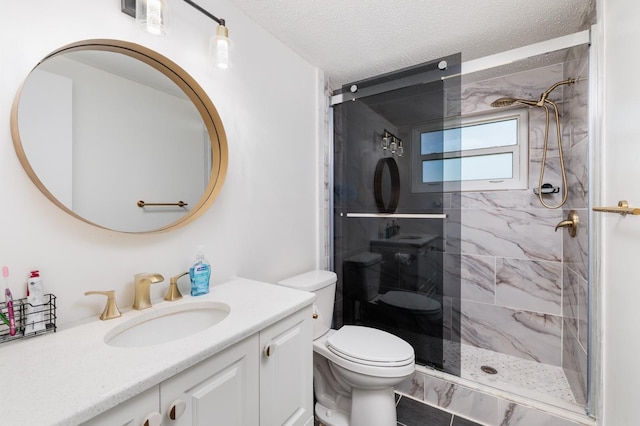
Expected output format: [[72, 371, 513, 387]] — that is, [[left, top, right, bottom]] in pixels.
[[554, 210, 579, 238], [593, 200, 640, 216]]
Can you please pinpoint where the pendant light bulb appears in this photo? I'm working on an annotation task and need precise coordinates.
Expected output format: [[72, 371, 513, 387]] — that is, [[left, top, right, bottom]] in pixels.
[[211, 23, 230, 69], [136, 0, 168, 36]]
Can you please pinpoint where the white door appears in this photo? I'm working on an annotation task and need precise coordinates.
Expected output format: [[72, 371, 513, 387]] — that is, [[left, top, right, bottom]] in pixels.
[[601, 1, 640, 424]]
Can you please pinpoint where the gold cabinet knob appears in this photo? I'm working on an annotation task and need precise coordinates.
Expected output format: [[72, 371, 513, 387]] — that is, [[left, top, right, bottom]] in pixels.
[[264, 344, 273, 357], [168, 399, 186, 420], [142, 412, 162, 426]]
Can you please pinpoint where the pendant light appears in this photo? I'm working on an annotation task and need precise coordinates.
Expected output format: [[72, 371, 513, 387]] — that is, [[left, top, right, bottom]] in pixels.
[[135, 0, 168, 36]]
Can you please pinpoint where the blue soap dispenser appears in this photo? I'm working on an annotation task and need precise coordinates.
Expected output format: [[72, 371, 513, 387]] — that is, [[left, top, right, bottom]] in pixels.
[[190, 245, 211, 296]]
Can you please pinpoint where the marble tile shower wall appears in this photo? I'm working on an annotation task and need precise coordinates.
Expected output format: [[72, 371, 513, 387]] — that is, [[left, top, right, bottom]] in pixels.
[[442, 58, 589, 383], [561, 46, 590, 406]]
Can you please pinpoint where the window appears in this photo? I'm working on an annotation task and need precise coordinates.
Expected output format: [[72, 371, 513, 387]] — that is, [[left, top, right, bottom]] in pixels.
[[411, 108, 528, 192]]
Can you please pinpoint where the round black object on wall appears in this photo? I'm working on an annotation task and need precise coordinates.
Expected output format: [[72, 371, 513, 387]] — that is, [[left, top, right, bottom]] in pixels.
[[374, 157, 400, 213]]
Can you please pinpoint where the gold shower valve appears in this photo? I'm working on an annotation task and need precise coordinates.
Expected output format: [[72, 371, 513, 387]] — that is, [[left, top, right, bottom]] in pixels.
[[554, 210, 579, 238]]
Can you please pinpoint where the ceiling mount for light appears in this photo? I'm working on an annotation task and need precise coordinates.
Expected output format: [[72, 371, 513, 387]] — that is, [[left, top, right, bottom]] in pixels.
[[121, 0, 230, 69]]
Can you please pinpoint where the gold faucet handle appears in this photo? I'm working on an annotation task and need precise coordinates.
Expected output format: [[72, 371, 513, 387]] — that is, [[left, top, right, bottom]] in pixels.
[[84, 290, 122, 320], [165, 272, 188, 301]]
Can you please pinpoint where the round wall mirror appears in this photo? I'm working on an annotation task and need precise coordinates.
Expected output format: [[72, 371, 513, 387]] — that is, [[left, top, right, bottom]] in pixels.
[[11, 39, 228, 233], [374, 157, 400, 213]]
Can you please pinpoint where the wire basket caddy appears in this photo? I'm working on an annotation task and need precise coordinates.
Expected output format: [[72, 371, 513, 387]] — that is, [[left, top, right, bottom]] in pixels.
[[0, 294, 57, 344]]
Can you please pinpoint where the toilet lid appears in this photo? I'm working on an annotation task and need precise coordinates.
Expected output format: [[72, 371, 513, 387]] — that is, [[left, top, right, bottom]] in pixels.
[[326, 326, 414, 367], [378, 291, 442, 314]]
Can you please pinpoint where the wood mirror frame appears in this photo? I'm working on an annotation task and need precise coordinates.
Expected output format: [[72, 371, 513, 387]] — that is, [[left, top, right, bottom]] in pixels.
[[10, 39, 228, 233]]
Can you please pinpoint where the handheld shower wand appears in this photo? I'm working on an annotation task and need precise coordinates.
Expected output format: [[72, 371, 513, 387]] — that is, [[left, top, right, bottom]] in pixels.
[[490, 78, 577, 209]]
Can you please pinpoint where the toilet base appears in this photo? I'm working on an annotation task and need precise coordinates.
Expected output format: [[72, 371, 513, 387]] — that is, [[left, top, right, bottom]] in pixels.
[[351, 387, 397, 426], [315, 401, 350, 426], [314, 387, 397, 426]]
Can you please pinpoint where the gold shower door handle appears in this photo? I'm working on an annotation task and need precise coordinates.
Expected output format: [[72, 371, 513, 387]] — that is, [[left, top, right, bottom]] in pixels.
[[555, 210, 579, 237]]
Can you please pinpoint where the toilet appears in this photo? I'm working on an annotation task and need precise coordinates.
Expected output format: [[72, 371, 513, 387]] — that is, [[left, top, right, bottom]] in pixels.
[[278, 270, 415, 426]]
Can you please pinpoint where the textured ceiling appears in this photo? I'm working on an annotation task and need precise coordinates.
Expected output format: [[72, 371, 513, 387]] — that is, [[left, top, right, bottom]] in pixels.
[[223, 0, 593, 87]]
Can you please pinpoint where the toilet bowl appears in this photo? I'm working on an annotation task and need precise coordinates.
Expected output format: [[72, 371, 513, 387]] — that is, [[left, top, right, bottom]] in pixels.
[[278, 270, 415, 426]]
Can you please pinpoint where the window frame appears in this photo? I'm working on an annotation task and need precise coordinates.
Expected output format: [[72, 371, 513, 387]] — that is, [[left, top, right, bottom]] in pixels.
[[411, 108, 529, 193]]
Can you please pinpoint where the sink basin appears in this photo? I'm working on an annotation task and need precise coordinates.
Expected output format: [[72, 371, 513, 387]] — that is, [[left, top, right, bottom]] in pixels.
[[105, 302, 230, 348]]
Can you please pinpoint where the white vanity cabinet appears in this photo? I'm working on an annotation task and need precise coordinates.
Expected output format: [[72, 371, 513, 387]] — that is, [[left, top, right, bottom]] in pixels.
[[83, 307, 313, 426], [161, 334, 260, 425], [82, 386, 162, 426], [260, 308, 313, 426]]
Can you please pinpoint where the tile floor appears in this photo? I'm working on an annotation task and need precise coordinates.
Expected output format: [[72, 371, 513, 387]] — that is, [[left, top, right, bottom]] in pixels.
[[396, 394, 483, 426], [442, 341, 577, 406]]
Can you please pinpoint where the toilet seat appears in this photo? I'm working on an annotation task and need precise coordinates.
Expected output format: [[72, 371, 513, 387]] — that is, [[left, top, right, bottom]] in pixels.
[[378, 291, 442, 316], [326, 325, 414, 367]]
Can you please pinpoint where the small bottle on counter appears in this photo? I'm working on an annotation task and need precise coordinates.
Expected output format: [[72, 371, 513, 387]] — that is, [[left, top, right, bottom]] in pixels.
[[190, 246, 211, 296], [26, 270, 45, 333]]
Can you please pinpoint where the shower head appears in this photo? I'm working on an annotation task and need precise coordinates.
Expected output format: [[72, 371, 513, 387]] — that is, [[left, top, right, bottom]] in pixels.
[[490, 78, 578, 109], [490, 97, 538, 108], [490, 97, 518, 108]]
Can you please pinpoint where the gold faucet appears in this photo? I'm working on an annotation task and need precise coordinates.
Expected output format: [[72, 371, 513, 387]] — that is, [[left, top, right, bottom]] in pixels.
[[84, 290, 122, 320], [165, 272, 188, 301], [133, 273, 165, 310]]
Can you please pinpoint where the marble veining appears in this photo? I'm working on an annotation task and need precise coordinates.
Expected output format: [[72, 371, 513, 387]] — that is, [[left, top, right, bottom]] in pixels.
[[562, 318, 588, 406], [565, 137, 589, 208], [451, 208, 563, 262], [457, 301, 562, 365], [397, 343, 594, 425], [444, 253, 496, 303], [498, 401, 586, 426], [496, 258, 562, 315], [454, 190, 561, 210]]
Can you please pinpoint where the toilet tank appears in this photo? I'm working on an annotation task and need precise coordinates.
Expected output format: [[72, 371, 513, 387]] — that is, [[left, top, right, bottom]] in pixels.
[[277, 270, 336, 339], [344, 252, 382, 301]]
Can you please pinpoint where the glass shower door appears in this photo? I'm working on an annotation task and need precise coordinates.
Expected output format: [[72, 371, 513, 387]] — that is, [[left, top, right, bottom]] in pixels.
[[332, 55, 462, 373]]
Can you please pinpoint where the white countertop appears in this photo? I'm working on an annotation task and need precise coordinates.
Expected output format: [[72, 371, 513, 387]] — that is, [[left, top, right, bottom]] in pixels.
[[0, 277, 315, 426]]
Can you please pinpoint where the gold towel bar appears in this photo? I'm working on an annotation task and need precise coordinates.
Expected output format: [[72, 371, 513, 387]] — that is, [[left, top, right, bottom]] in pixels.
[[592, 200, 640, 216], [137, 200, 188, 208]]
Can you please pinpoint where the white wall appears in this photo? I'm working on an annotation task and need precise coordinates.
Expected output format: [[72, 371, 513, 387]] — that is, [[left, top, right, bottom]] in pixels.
[[0, 1, 321, 325], [602, 0, 640, 424]]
